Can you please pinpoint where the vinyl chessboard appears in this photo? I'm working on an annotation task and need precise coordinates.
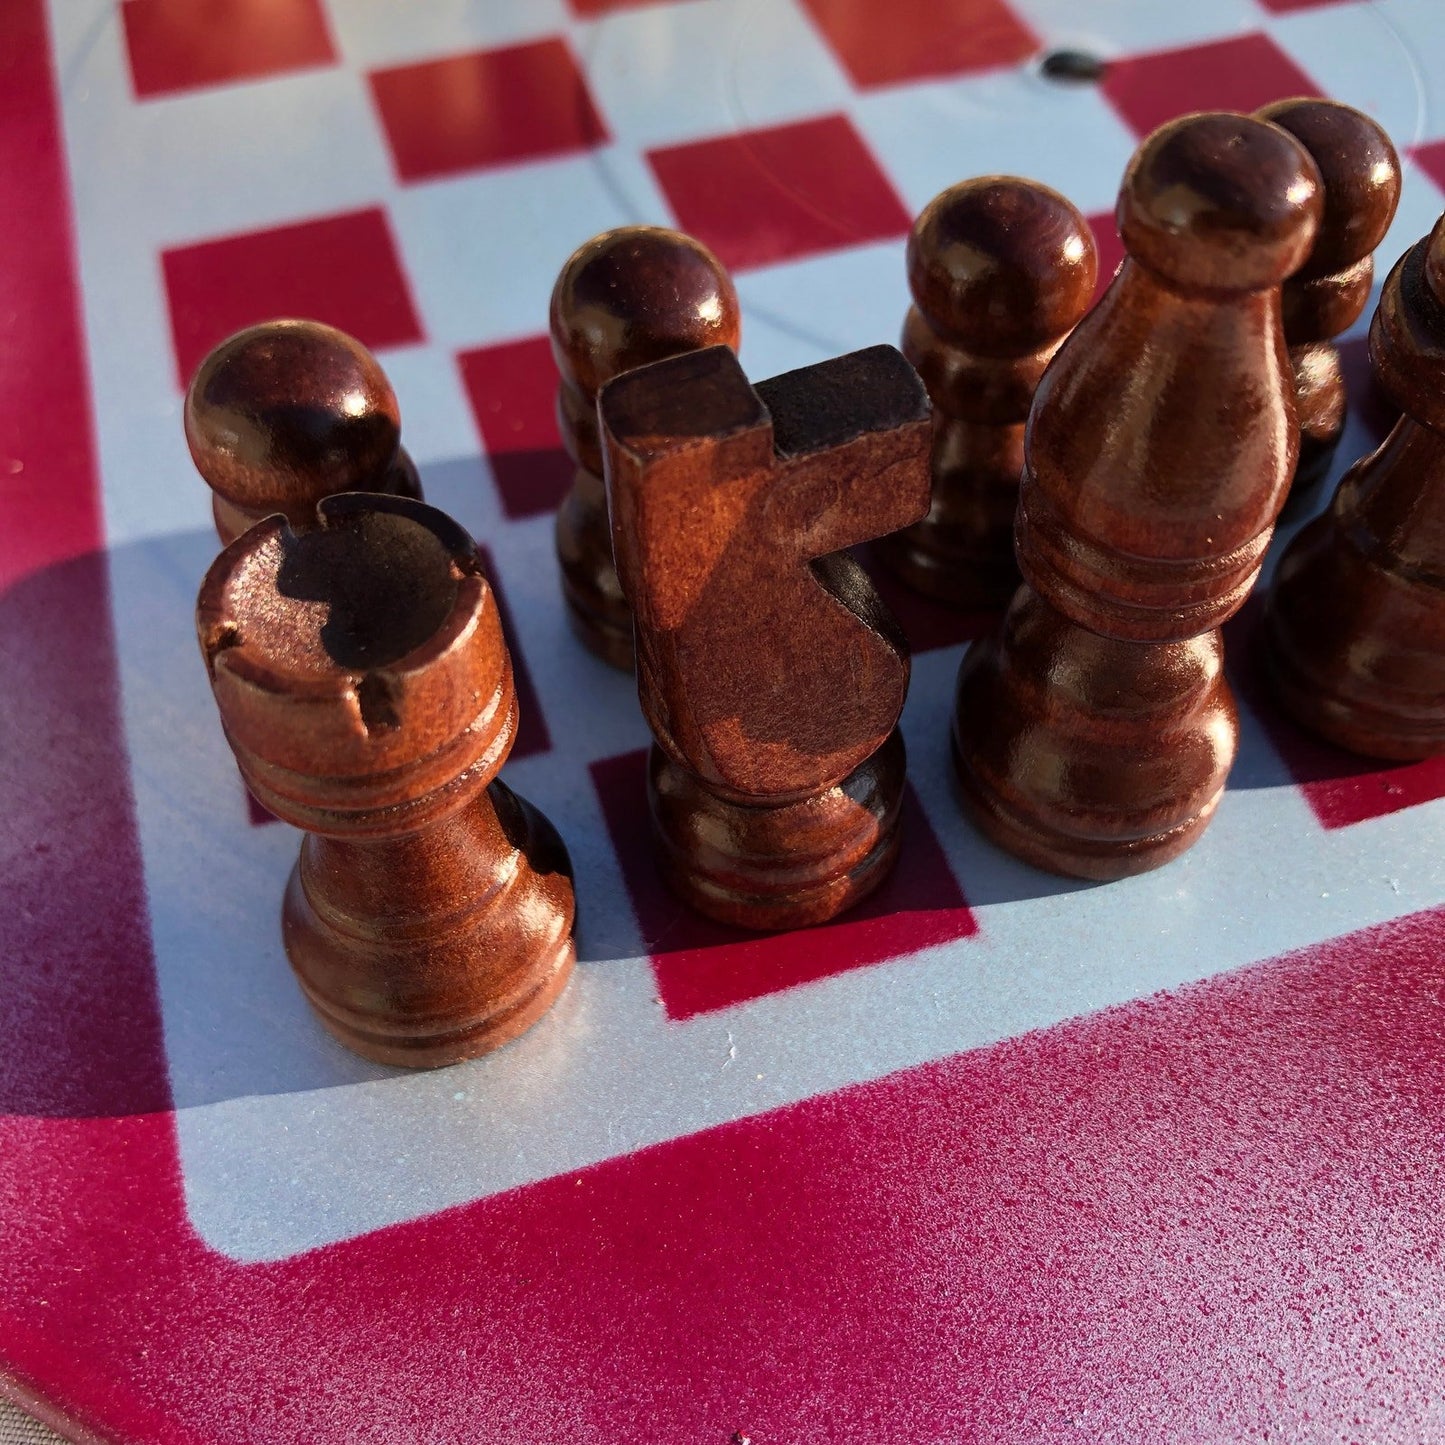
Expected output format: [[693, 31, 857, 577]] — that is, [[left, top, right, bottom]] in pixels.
[[5, 0, 1445, 1440]]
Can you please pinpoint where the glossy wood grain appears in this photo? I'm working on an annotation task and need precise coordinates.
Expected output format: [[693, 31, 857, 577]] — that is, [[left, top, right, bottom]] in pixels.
[[601, 343, 930, 928], [1257, 98, 1401, 494], [196, 493, 576, 1066], [551, 226, 740, 670], [879, 176, 1096, 608], [1265, 213, 1445, 760], [954, 113, 1321, 879], [185, 318, 422, 544]]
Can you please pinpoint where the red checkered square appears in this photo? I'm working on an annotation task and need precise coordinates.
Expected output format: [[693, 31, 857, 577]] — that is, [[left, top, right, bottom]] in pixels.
[[121, 0, 336, 99], [1087, 210, 1125, 300], [648, 115, 912, 273], [800, 0, 1037, 89], [1228, 602, 1445, 830], [368, 39, 609, 183], [592, 749, 977, 1020], [162, 207, 423, 389], [1413, 139, 1445, 196], [567, 0, 676, 13], [458, 336, 573, 519], [1102, 33, 1320, 140]]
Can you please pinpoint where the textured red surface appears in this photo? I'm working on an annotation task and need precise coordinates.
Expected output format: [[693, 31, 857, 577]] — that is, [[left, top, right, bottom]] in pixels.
[[1103, 33, 1321, 141], [799, 0, 1038, 89], [162, 207, 424, 389], [458, 335, 574, 519], [369, 39, 609, 183], [121, 0, 336, 99], [648, 115, 912, 273], [592, 750, 977, 1018]]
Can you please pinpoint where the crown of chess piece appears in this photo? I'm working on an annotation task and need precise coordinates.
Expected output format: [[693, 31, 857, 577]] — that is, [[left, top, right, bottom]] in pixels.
[[1264, 212, 1445, 760], [185, 319, 423, 545], [1256, 97, 1402, 495], [196, 493, 576, 1067], [877, 176, 1097, 608], [954, 112, 1323, 880], [551, 226, 741, 671], [601, 343, 931, 928]]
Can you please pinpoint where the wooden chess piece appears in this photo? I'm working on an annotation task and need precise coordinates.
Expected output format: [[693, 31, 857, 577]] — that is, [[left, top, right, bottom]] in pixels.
[[877, 176, 1097, 608], [196, 493, 576, 1067], [1264, 212, 1445, 760], [600, 344, 931, 928], [954, 112, 1323, 879], [185, 319, 422, 545], [551, 226, 741, 670], [1256, 98, 1401, 494]]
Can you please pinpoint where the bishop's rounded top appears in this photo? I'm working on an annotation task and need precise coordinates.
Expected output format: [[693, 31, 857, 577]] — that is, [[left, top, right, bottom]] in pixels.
[[907, 176, 1098, 356], [1256, 97, 1401, 278], [1118, 112, 1323, 293], [549, 225, 741, 399], [185, 320, 401, 520]]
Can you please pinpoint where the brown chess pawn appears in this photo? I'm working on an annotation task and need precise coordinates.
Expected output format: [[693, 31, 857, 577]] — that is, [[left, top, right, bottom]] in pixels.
[[1256, 98, 1402, 494], [196, 493, 576, 1067], [1264, 213, 1445, 760], [955, 112, 1323, 879], [185, 319, 423, 545], [601, 344, 931, 929], [551, 226, 740, 670], [877, 176, 1097, 608], [953, 588, 1238, 878]]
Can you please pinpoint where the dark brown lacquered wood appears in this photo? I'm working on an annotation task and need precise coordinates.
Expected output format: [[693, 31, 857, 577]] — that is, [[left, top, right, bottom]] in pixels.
[[196, 493, 576, 1067], [186, 319, 423, 544], [879, 176, 1096, 608], [1264, 213, 1445, 760], [551, 226, 740, 670], [1257, 99, 1402, 494], [953, 112, 1321, 880], [953, 587, 1238, 879], [601, 343, 931, 929], [1015, 111, 1322, 643]]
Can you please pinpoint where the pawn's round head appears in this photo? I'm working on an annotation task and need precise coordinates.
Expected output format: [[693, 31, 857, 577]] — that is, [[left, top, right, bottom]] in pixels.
[[1256, 98, 1401, 277], [549, 226, 741, 399], [907, 177, 1098, 355], [185, 320, 401, 520], [1118, 112, 1323, 293]]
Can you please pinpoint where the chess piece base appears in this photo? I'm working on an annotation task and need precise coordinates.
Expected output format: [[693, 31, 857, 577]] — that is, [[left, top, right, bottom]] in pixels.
[[951, 588, 1238, 881], [647, 729, 907, 931], [1264, 509, 1445, 762], [283, 782, 577, 1068]]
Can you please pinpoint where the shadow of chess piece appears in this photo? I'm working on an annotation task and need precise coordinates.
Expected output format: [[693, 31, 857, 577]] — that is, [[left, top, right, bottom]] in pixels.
[[185, 319, 422, 545], [601, 344, 931, 929], [1257, 98, 1401, 496], [955, 112, 1323, 879], [877, 176, 1096, 608], [551, 226, 740, 670], [196, 493, 576, 1067], [1264, 213, 1445, 760]]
